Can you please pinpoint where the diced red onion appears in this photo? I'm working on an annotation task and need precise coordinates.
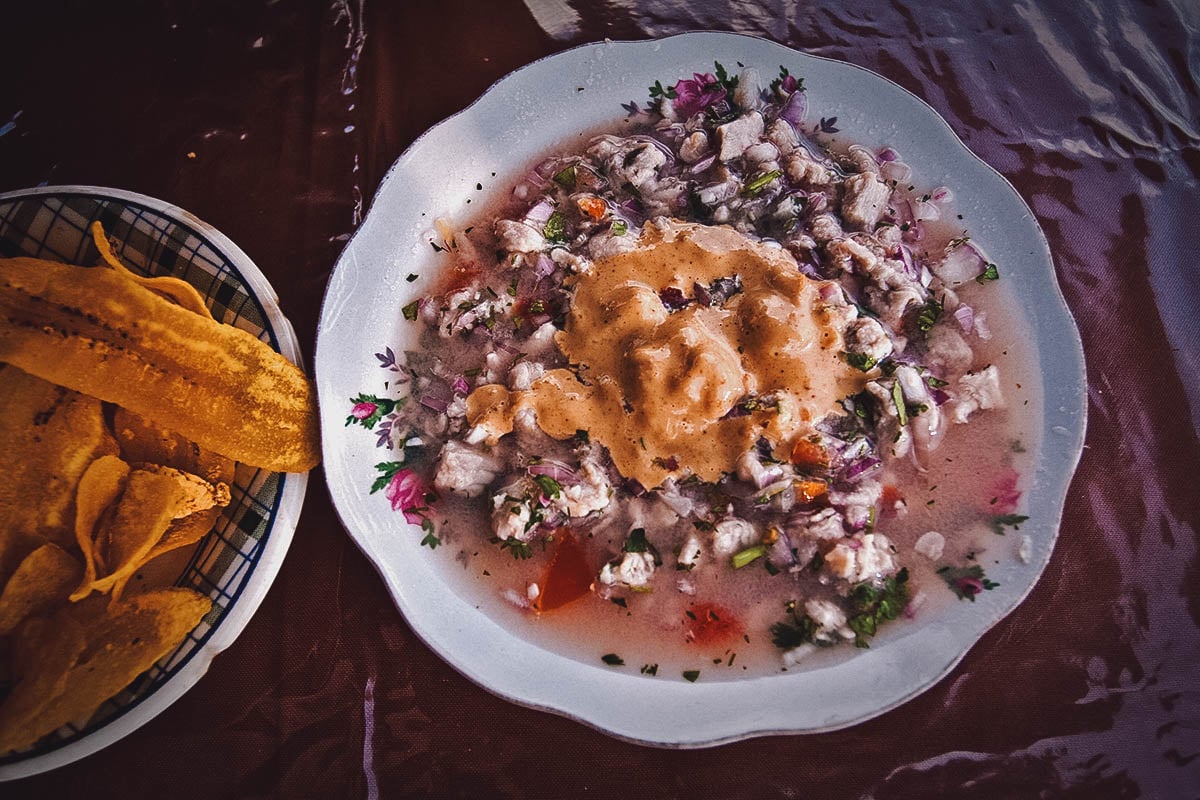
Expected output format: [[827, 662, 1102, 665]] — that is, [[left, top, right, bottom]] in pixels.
[[767, 531, 797, 569], [954, 303, 975, 332], [931, 388, 951, 406], [934, 242, 987, 287], [452, 376, 471, 395], [910, 196, 941, 222], [846, 538, 863, 550], [524, 199, 554, 225], [930, 186, 953, 204], [974, 311, 992, 340], [533, 253, 555, 279], [876, 147, 900, 163], [689, 153, 717, 174], [528, 459, 578, 483], [841, 456, 881, 482], [657, 487, 695, 517], [880, 159, 911, 184], [418, 393, 449, 413], [898, 244, 918, 279]]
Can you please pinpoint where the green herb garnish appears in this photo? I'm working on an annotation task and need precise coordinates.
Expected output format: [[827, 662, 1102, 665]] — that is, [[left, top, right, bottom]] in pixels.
[[601, 653, 625, 666], [741, 169, 783, 197], [731, 545, 766, 569], [976, 263, 1000, 283], [988, 514, 1029, 535], [843, 351, 878, 372], [543, 210, 567, 243], [846, 568, 910, 648]]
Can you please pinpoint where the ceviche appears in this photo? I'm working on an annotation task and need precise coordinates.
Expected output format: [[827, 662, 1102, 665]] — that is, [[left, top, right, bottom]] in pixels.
[[346, 63, 1036, 678]]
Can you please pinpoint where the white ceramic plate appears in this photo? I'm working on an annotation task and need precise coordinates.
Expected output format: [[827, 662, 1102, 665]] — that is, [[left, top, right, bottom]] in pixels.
[[0, 186, 309, 778], [317, 32, 1086, 746]]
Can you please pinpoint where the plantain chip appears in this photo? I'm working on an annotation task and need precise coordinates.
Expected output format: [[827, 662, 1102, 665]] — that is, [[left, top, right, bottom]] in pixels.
[[72, 470, 188, 600], [111, 406, 235, 486], [0, 254, 319, 472], [0, 365, 117, 585], [0, 544, 83, 635], [70, 456, 132, 601], [108, 465, 230, 602], [0, 588, 210, 754], [89, 222, 213, 318], [0, 614, 88, 754]]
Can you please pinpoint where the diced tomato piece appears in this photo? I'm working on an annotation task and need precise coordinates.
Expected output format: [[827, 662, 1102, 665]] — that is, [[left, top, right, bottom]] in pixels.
[[576, 196, 607, 221], [794, 479, 828, 504], [683, 602, 742, 645], [881, 484, 903, 508], [535, 529, 593, 612], [790, 437, 829, 471]]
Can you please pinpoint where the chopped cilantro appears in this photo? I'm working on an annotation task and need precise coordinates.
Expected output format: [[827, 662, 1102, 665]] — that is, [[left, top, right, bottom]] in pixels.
[[611, 219, 628, 236], [938, 564, 998, 600], [640, 663, 659, 676], [601, 653, 625, 666], [532, 474, 562, 500], [401, 299, 420, 321], [552, 165, 576, 188], [846, 568, 910, 648], [495, 538, 533, 560], [682, 669, 701, 683], [770, 616, 817, 649], [891, 380, 908, 427], [843, 351, 878, 372], [976, 263, 1000, 283], [916, 296, 943, 332], [988, 514, 1029, 535], [543, 210, 567, 243], [741, 169, 783, 197], [420, 531, 440, 549]]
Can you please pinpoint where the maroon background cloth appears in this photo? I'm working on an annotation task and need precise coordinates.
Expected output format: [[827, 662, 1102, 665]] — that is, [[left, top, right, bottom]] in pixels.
[[3, 1, 1199, 797]]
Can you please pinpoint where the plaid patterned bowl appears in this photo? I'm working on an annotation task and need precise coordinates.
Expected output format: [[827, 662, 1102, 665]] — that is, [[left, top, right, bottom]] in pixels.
[[0, 186, 309, 779]]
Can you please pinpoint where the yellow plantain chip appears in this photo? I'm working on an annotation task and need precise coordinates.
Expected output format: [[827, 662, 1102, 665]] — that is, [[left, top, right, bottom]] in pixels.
[[0, 614, 88, 754], [111, 407, 235, 486], [0, 543, 83, 635], [0, 588, 210, 754], [0, 256, 319, 472], [89, 222, 214, 319], [107, 465, 230, 603], [70, 456, 132, 602], [0, 365, 117, 584], [73, 470, 188, 600]]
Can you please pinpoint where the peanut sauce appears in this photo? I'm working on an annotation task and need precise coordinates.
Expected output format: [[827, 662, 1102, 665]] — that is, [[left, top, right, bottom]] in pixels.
[[466, 222, 866, 487]]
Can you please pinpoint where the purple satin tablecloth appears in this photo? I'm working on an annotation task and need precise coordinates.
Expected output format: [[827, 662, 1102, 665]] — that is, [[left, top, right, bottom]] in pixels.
[[2, 1, 1198, 797]]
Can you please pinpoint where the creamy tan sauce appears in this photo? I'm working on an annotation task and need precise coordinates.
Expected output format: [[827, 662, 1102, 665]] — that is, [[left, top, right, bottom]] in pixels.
[[466, 223, 866, 487]]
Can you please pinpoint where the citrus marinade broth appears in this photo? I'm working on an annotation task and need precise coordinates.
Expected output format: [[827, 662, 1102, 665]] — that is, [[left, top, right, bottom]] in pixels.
[[414, 208, 1041, 679]]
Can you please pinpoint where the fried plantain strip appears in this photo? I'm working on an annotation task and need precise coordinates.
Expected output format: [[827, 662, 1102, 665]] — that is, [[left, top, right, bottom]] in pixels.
[[0, 257, 319, 472], [89, 221, 214, 318]]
